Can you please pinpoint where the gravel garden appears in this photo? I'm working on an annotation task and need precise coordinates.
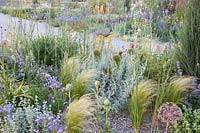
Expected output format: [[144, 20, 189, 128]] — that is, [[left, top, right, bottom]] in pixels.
[[0, 0, 200, 133]]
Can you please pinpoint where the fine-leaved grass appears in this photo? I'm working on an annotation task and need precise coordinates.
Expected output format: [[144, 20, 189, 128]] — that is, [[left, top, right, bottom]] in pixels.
[[65, 95, 96, 133]]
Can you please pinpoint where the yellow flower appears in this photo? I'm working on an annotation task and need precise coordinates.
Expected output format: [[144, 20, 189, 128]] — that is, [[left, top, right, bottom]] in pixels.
[[18, 40, 21, 48], [7, 39, 11, 43], [9, 48, 14, 53], [123, 36, 129, 42], [95, 5, 99, 13], [96, 35, 104, 39], [110, 45, 114, 49]]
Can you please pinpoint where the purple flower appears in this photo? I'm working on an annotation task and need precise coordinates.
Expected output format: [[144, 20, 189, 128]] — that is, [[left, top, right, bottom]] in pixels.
[[176, 61, 181, 69], [0, 106, 4, 114], [129, 42, 134, 49], [198, 84, 200, 89], [47, 116, 64, 132], [1, 40, 7, 46], [35, 114, 65, 132], [193, 84, 200, 95], [35, 113, 54, 123], [44, 75, 62, 90], [57, 126, 65, 133], [48, 94, 55, 102], [168, 40, 172, 50], [33, 129, 39, 133], [3, 104, 14, 115], [158, 102, 182, 124], [60, 87, 66, 92]]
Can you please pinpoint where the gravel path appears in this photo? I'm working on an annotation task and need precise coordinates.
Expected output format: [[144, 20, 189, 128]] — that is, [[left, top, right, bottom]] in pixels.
[[0, 13, 128, 50], [0, 13, 60, 40], [0, 13, 168, 52]]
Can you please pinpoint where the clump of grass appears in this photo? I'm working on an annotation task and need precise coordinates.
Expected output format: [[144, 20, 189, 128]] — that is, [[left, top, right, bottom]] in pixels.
[[60, 56, 80, 85], [165, 76, 195, 104], [176, 0, 200, 78], [130, 80, 155, 133], [73, 69, 97, 98], [65, 95, 96, 133]]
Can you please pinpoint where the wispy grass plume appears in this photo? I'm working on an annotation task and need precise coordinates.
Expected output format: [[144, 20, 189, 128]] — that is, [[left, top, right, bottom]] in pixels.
[[130, 80, 155, 133], [73, 69, 97, 98], [65, 95, 96, 133], [165, 76, 196, 104], [60, 56, 80, 85]]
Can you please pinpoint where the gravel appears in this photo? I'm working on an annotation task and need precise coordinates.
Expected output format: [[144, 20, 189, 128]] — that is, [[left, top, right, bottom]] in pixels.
[[85, 111, 167, 133]]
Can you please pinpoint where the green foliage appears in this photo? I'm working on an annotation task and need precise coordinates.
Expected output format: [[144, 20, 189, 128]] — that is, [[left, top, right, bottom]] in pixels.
[[124, 0, 131, 13], [88, 0, 107, 5], [29, 36, 79, 66], [0, 7, 31, 18], [48, 19, 63, 27], [188, 94, 200, 110], [165, 76, 195, 104], [152, 16, 180, 42], [130, 80, 155, 133], [28, 85, 67, 114], [65, 95, 95, 133], [112, 22, 127, 36], [172, 106, 200, 133], [143, 51, 176, 82], [112, 21, 152, 37], [49, 8, 56, 19], [0, 61, 31, 105], [176, 0, 200, 78]]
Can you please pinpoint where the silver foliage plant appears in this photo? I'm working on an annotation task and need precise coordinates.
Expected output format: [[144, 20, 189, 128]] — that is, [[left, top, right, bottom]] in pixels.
[[83, 47, 147, 112]]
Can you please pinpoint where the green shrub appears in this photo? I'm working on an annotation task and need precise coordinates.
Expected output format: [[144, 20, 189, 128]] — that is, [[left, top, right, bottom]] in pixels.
[[152, 16, 180, 42], [143, 51, 176, 83], [0, 60, 31, 105], [171, 106, 200, 133], [49, 8, 56, 19]]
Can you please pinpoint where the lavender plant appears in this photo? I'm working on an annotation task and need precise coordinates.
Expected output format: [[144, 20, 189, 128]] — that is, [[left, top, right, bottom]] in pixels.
[[0, 97, 66, 133], [29, 73, 67, 114]]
